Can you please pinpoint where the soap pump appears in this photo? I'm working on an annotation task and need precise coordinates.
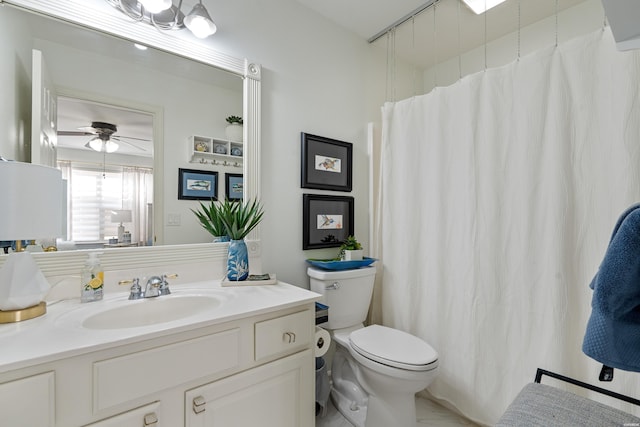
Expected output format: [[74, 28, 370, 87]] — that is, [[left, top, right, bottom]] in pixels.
[[81, 252, 104, 303]]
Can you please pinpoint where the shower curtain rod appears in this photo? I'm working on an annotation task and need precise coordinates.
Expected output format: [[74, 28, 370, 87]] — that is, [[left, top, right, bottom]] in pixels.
[[367, 0, 437, 44]]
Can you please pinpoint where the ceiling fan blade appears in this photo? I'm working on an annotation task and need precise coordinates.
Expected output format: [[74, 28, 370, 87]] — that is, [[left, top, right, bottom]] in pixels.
[[111, 137, 147, 151], [57, 130, 97, 136], [113, 134, 152, 142]]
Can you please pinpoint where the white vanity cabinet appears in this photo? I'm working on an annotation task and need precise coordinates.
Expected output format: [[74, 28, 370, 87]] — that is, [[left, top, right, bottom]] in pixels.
[[0, 300, 316, 427], [185, 350, 312, 427], [0, 371, 55, 426]]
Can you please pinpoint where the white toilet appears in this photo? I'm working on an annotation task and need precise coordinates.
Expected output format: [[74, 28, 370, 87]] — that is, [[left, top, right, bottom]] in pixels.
[[308, 266, 439, 427]]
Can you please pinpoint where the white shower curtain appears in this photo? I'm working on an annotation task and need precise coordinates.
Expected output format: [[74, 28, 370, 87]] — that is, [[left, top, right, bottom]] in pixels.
[[377, 28, 640, 425]]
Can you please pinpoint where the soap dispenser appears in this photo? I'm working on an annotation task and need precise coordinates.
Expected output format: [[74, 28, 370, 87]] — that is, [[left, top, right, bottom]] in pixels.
[[81, 252, 104, 303]]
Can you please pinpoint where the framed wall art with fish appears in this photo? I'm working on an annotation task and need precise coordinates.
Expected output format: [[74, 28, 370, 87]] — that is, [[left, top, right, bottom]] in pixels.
[[178, 168, 218, 201], [301, 132, 352, 192], [303, 194, 354, 249]]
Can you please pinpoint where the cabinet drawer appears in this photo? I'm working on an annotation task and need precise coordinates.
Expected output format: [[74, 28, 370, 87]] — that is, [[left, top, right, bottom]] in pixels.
[[255, 310, 312, 361], [85, 401, 160, 427], [0, 372, 55, 426], [94, 328, 239, 411]]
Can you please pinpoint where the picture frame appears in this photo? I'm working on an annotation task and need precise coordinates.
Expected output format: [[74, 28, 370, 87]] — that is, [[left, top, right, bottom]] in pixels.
[[225, 173, 244, 201], [303, 194, 354, 250], [301, 133, 352, 192], [178, 168, 218, 200]]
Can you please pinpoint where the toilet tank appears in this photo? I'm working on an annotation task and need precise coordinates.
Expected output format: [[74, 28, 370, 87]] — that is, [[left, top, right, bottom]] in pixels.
[[307, 266, 376, 330]]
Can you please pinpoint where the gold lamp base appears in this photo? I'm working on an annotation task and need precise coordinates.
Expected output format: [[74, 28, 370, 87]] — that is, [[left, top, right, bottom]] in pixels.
[[0, 302, 46, 323]]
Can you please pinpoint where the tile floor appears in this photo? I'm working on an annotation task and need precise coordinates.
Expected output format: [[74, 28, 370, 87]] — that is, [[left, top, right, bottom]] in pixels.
[[316, 394, 480, 427]]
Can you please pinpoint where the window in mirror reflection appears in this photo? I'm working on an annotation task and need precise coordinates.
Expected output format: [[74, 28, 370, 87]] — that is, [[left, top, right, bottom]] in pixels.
[[58, 162, 153, 248]]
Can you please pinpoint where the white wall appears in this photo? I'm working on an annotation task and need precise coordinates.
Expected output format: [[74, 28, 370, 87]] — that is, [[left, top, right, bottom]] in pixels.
[[196, 0, 397, 287]]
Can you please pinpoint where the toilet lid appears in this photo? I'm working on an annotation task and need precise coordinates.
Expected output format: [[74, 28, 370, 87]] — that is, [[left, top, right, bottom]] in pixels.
[[349, 325, 438, 371]]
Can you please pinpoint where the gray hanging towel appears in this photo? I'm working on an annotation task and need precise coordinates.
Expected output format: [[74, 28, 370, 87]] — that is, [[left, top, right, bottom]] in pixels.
[[583, 203, 640, 372]]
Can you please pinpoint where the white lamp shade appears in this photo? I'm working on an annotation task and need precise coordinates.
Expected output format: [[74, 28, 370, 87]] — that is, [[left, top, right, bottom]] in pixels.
[[0, 161, 63, 240], [139, 0, 172, 14], [462, 0, 508, 14], [184, 3, 217, 38], [111, 210, 132, 224]]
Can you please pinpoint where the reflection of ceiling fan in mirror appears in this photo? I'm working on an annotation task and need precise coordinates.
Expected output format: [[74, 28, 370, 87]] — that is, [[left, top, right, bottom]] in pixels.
[[58, 121, 150, 154]]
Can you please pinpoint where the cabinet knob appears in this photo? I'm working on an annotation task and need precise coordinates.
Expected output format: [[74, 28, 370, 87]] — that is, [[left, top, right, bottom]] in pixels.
[[143, 412, 158, 426], [283, 331, 296, 343], [193, 395, 206, 414]]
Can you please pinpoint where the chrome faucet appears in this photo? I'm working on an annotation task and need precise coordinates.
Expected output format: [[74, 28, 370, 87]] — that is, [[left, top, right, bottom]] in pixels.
[[144, 276, 163, 298], [119, 273, 178, 300]]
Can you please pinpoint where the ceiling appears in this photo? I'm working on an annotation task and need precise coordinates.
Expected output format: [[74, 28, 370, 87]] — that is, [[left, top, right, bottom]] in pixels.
[[56, 97, 154, 158], [295, 0, 592, 69]]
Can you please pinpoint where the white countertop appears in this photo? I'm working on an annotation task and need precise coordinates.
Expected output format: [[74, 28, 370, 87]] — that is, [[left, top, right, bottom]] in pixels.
[[0, 280, 320, 374]]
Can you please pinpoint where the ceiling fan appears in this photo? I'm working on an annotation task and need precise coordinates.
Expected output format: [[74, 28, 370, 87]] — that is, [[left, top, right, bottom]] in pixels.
[[57, 121, 150, 153]]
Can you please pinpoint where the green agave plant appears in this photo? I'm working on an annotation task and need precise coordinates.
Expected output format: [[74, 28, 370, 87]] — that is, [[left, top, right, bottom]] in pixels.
[[191, 199, 227, 238], [218, 198, 264, 240]]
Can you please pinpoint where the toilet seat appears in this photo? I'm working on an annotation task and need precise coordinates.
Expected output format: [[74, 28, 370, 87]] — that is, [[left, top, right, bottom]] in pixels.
[[349, 325, 438, 371]]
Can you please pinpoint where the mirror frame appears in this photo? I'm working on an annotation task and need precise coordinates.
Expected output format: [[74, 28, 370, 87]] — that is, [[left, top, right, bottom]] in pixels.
[[0, 0, 262, 276]]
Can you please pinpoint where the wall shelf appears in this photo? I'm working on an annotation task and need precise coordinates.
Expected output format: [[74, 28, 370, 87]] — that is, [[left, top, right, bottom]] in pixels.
[[189, 135, 243, 167]]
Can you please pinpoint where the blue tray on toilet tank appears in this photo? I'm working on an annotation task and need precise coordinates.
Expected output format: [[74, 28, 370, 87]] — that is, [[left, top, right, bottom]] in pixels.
[[306, 257, 377, 271]]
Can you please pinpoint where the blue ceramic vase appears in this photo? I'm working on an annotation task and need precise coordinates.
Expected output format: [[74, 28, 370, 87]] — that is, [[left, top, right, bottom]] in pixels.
[[227, 239, 249, 281]]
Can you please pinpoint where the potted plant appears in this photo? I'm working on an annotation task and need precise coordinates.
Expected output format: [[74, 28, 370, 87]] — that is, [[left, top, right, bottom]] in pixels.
[[338, 235, 363, 261], [225, 115, 243, 142], [218, 198, 264, 281], [191, 200, 229, 243]]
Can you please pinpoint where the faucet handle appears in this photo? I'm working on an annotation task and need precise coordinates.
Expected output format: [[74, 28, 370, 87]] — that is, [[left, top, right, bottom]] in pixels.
[[158, 273, 178, 296], [119, 278, 143, 300]]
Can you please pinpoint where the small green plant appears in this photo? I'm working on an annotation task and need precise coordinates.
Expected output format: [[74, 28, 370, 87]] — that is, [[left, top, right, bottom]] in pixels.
[[218, 198, 264, 240], [191, 199, 227, 238], [337, 235, 362, 260], [226, 115, 243, 125]]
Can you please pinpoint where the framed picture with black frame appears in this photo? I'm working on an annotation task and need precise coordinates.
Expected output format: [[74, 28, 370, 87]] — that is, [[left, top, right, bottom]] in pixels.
[[303, 194, 354, 249], [178, 168, 218, 200], [225, 173, 243, 201], [301, 132, 352, 192]]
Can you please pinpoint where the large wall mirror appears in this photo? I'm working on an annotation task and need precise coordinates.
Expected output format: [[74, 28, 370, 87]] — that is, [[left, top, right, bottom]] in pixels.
[[0, 0, 261, 273]]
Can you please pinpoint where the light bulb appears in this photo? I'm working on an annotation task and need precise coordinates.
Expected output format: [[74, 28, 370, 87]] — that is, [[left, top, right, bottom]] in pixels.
[[105, 141, 119, 153], [139, 0, 172, 14], [184, 3, 217, 38], [88, 138, 103, 152]]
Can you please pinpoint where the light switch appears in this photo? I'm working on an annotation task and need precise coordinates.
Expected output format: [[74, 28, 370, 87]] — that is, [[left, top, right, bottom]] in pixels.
[[167, 213, 181, 226]]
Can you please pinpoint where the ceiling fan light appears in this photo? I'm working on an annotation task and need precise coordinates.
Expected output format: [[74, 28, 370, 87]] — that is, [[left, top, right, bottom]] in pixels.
[[184, 2, 217, 38], [139, 0, 172, 14], [87, 138, 103, 152], [105, 141, 119, 153], [461, 0, 508, 14]]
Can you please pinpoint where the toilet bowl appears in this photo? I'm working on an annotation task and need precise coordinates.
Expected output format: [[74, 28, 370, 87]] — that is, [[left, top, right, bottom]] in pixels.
[[308, 266, 439, 427]]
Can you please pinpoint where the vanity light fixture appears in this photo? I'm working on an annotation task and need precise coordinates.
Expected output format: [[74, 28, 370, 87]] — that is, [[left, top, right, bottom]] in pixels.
[[106, 0, 217, 39], [462, 0, 508, 14]]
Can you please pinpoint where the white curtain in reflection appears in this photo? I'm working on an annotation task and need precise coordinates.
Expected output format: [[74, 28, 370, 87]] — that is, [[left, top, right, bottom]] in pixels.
[[58, 161, 152, 244], [377, 28, 640, 425], [122, 166, 153, 244]]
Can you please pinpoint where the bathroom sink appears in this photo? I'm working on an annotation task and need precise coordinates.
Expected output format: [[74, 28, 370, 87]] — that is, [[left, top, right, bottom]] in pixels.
[[70, 294, 223, 330]]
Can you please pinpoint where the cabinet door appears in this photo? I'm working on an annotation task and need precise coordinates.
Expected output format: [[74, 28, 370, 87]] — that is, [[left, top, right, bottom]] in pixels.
[[84, 401, 160, 427], [186, 349, 314, 427], [0, 372, 55, 426]]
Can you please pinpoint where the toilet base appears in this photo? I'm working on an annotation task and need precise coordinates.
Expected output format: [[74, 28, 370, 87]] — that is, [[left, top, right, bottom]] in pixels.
[[331, 386, 366, 427]]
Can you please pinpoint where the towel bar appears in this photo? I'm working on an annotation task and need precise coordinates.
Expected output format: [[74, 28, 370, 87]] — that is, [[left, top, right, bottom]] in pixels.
[[535, 368, 640, 406]]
